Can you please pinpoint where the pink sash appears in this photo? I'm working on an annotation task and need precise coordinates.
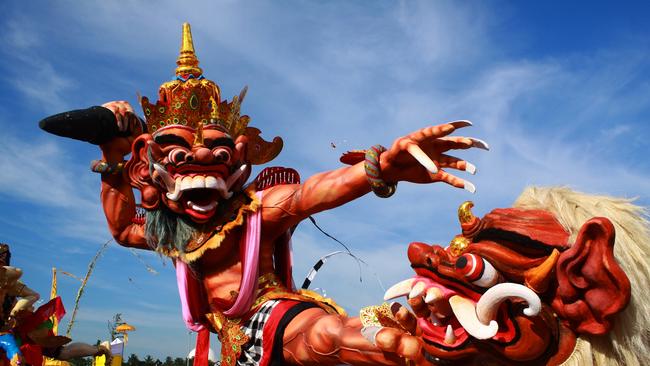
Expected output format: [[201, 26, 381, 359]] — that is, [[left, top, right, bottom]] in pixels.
[[175, 191, 264, 366]]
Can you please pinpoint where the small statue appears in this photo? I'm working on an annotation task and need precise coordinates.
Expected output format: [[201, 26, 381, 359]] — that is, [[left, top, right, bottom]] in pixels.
[[0, 244, 111, 366]]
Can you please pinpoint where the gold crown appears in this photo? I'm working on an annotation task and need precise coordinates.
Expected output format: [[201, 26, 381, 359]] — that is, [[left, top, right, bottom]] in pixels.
[[140, 23, 282, 164]]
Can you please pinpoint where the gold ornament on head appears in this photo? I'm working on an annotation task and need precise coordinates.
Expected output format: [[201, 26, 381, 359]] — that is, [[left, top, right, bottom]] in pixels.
[[458, 201, 476, 224], [139, 23, 283, 164], [449, 235, 471, 257]]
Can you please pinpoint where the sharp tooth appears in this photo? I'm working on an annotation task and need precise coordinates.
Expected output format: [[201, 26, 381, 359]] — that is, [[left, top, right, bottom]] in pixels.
[[180, 176, 193, 191], [425, 287, 443, 304], [409, 281, 426, 299], [192, 176, 205, 189], [444, 325, 456, 345], [205, 176, 218, 189], [429, 313, 441, 326], [448, 295, 498, 340], [166, 177, 183, 201], [383, 278, 416, 301]]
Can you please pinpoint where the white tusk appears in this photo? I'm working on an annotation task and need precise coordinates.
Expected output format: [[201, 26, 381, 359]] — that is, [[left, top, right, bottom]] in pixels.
[[153, 163, 176, 192], [383, 278, 415, 301], [409, 281, 426, 299], [407, 144, 438, 174], [449, 295, 498, 340], [226, 164, 248, 190], [475, 283, 541, 325], [444, 325, 456, 345], [166, 177, 183, 201]]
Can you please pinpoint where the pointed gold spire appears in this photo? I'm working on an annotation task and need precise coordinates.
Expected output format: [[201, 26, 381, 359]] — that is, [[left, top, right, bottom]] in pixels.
[[175, 22, 203, 77]]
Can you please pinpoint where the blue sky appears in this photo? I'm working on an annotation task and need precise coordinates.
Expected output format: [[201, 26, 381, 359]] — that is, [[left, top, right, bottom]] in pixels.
[[1, 0, 649, 360]]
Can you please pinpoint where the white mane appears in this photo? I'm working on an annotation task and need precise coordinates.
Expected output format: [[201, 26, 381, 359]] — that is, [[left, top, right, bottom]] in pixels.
[[514, 186, 650, 366]]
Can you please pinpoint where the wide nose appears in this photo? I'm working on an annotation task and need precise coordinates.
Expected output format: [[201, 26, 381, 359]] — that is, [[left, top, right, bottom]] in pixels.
[[408, 242, 445, 267], [188, 146, 214, 164], [408, 242, 432, 265]]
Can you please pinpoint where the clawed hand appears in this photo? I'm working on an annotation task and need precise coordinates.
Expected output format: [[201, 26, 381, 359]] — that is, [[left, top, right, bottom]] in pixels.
[[380, 120, 489, 193], [364, 302, 428, 364], [100, 101, 143, 158]]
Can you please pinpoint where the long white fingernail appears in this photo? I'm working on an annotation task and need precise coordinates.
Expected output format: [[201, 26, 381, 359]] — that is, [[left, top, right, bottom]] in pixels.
[[464, 180, 476, 194], [470, 138, 490, 150], [465, 162, 476, 175], [450, 120, 473, 128], [407, 144, 438, 174]]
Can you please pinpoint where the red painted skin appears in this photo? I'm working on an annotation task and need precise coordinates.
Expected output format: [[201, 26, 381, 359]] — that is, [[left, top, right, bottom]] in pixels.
[[98, 100, 485, 365], [404, 208, 630, 365]]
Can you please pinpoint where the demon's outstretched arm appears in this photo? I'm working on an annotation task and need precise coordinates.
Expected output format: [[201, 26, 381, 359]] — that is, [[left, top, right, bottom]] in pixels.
[[261, 121, 487, 236], [99, 102, 148, 249]]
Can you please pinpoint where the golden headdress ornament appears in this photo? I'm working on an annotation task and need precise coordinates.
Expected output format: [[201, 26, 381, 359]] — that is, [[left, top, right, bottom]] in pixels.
[[140, 23, 283, 165]]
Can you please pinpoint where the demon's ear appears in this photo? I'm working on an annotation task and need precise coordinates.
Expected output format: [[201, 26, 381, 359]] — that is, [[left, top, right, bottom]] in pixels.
[[552, 217, 631, 335], [125, 134, 160, 209]]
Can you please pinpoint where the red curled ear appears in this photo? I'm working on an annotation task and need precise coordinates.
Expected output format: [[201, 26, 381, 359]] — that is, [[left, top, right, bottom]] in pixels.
[[552, 217, 631, 335], [124, 134, 160, 209]]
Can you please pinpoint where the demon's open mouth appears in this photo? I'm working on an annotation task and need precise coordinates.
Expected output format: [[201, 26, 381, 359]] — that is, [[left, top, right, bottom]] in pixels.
[[151, 162, 248, 220], [385, 266, 540, 351]]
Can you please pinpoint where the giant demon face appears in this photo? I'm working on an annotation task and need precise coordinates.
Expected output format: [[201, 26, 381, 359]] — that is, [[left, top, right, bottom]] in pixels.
[[385, 202, 631, 365], [126, 125, 249, 223]]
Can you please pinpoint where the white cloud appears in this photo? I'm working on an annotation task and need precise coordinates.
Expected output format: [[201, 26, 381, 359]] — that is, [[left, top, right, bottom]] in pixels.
[[2, 18, 75, 112], [0, 136, 95, 209]]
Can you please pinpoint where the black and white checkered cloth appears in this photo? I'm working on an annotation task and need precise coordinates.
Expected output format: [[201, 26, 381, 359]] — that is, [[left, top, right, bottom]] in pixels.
[[237, 299, 280, 365]]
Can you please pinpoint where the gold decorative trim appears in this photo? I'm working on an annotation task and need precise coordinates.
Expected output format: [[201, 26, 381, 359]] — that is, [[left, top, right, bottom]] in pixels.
[[359, 302, 401, 329]]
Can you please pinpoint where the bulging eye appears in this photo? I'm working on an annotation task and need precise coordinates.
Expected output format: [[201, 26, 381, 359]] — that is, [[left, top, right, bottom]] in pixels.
[[455, 253, 501, 287], [212, 147, 232, 164], [168, 148, 188, 164]]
